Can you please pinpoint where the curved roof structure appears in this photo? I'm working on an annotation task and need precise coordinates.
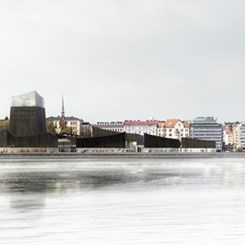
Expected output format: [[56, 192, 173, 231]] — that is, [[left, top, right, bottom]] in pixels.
[[11, 91, 44, 108]]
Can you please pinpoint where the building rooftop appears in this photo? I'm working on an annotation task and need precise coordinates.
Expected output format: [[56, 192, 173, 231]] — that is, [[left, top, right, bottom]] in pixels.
[[96, 121, 123, 125], [12, 91, 44, 108], [192, 117, 218, 124], [47, 116, 81, 121], [164, 119, 179, 128], [124, 120, 158, 126], [163, 119, 190, 128]]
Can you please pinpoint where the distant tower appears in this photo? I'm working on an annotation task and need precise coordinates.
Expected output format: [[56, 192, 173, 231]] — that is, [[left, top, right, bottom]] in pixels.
[[59, 95, 66, 129]]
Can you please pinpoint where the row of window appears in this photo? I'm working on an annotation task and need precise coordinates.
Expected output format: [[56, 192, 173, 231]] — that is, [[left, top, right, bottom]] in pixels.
[[158, 129, 189, 132], [124, 126, 156, 130]]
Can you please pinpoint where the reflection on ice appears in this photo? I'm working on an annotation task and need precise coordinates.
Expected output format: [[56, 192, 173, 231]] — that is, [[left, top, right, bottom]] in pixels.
[[0, 158, 244, 195], [0, 157, 245, 245]]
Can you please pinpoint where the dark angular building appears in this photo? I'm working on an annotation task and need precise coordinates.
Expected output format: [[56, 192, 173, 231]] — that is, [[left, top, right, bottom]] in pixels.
[[0, 91, 57, 148], [144, 134, 181, 148], [9, 91, 46, 137], [76, 133, 126, 148], [181, 138, 216, 149]]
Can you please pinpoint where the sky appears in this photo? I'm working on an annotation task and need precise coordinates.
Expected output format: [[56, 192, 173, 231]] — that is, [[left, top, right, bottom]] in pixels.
[[0, 0, 245, 123]]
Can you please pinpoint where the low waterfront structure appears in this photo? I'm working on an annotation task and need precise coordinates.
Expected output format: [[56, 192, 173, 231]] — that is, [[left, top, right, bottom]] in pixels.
[[76, 132, 216, 153], [93, 121, 124, 133]]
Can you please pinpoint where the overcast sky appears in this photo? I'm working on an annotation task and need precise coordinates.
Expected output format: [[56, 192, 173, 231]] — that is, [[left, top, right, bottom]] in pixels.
[[0, 0, 244, 123]]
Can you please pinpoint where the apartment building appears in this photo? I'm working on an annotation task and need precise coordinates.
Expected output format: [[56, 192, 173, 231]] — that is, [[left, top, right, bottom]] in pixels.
[[157, 119, 189, 140], [234, 122, 245, 149], [123, 120, 158, 136], [190, 117, 223, 151], [223, 122, 236, 148], [65, 117, 81, 136]]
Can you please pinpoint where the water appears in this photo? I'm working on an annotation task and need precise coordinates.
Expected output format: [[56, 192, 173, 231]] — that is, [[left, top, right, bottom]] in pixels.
[[1, 157, 245, 244]]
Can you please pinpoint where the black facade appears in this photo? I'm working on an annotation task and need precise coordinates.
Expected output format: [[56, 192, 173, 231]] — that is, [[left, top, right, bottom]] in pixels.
[[9, 107, 47, 137], [144, 134, 181, 148], [181, 138, 216, 148], [0, 91, 58, 148], [0, 129, 58, 148], [92, 126, 119, 137], [76, 133, 126, 148]]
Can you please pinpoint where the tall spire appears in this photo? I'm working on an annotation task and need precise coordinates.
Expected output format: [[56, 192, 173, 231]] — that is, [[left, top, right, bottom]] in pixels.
[[59, 95, 66, 129], [61, 95, 65, 117]]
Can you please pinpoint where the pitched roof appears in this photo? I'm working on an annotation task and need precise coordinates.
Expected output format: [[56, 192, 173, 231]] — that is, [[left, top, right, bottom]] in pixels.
[[124, 120, 158, 126], [164, 119, 190, 128], [164, 119, 179, 128]]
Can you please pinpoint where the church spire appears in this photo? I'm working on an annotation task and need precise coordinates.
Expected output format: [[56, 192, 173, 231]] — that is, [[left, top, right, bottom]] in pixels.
[[59, 95, 66, 129], [61, 95, 65, 117]]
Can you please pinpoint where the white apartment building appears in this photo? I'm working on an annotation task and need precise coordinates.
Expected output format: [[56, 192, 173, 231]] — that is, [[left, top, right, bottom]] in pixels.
[[234, 122, 245, 149], [223, 123, 234, 146], [123, 120, 158, 136], [94, 121, 124, 133], [224, 131, 233, 146], [65, 117, 81, 136], [157, 119, 189, 140]]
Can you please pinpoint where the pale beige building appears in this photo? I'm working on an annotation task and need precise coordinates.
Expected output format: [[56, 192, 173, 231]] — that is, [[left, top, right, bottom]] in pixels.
[[157, 119, 190, 140]]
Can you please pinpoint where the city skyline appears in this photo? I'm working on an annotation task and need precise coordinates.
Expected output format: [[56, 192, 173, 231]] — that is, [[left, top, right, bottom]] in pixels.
[[0, 90, 244, 124], [0, 1, 245, 123]]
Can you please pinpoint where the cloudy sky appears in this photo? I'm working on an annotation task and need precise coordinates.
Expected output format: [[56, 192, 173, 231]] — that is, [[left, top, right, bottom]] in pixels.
[[0, 0, 244, 123]]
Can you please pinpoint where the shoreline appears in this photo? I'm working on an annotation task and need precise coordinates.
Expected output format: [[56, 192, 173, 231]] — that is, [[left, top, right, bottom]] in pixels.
[[0, 152, 244, 159]]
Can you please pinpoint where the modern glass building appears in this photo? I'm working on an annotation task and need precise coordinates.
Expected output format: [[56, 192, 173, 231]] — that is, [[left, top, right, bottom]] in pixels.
[[9, 91, 47, 137], [190, 117, 223, 151]]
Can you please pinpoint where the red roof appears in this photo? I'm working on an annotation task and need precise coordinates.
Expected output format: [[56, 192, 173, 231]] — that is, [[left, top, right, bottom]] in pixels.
[[183, 121, 190, 128], [124, 120, 158, 126], [164, 119, 179, 128], [164, 119, 190, 128]]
